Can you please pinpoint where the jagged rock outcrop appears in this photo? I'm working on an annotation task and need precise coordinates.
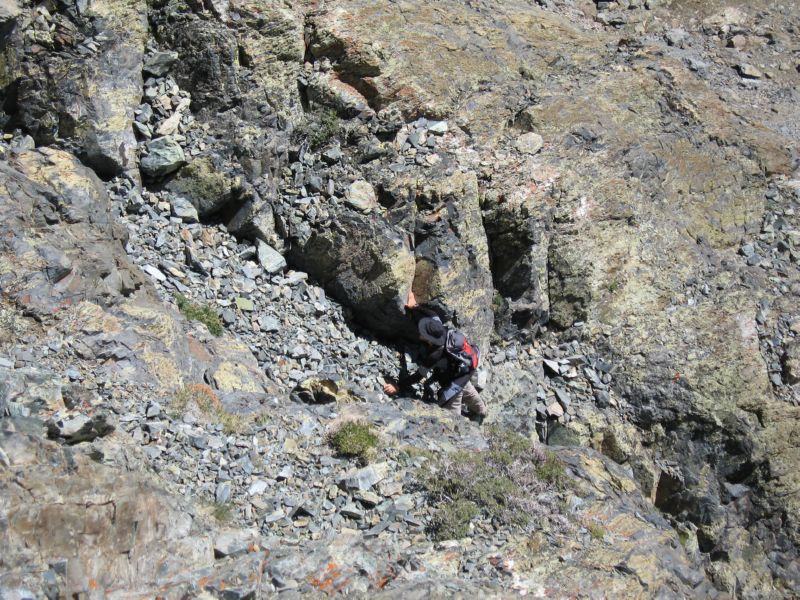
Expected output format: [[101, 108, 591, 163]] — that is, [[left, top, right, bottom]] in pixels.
[[149, 0, 305, 122], [521, 48, 799, 593], [0, 0, 799, 597], [299, 1, 799, 593], [142, 0, 295, 244], [483, 192, 551, 338], [305, 0, 537, 142], [2, 0, 147, 178], [1, 430, 218, 597], [0, 143, 271, 403]]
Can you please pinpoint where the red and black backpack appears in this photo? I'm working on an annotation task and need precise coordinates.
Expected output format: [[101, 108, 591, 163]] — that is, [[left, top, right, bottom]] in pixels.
[[444, 329, 480, 375]]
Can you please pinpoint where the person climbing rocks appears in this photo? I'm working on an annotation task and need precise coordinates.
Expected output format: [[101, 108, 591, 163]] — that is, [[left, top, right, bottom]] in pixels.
[[383, 291, 488, 424]]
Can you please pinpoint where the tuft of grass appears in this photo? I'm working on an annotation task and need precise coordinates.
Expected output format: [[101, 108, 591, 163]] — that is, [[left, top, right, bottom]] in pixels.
[[402, 447, 437, 463], [170, 383, 247, 434], [212, 502, 234, 523], [536, 451, 568, 490], [588, 523, 606, 540], [218, 412, 246, 435], [329, 421, 378, 463], [677, 527, 691, 547], [430, 499, 478, 541], [175, 294, 223, 336], [486, 424, 535, 465], [170, 383, 219, 417], [296, 108, 341, 148], [420, 426, 568, 541]]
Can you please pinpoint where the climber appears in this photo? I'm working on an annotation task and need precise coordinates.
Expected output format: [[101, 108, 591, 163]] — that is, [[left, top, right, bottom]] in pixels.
[[383, 291, 487, 424]]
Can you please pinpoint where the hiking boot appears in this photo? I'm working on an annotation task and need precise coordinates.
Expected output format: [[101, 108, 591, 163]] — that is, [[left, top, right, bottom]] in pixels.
[[469, 412, 485, 426]]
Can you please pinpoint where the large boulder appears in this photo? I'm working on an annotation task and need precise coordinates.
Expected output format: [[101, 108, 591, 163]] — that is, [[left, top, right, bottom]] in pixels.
[[140, 136, 186, 178], [0, 147, 147, 315], [516, 447, 714, 597], [286, 209, 416, 339], [165, 155, 243, 217], [0, 366, 65, 423], [63, 295, 271, 399], [402, 171, 494, 348], [0, 0, 20, 43]]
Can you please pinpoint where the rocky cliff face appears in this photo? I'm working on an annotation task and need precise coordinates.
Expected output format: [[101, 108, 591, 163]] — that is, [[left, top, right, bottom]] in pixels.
[[1, 0, 798, 597]]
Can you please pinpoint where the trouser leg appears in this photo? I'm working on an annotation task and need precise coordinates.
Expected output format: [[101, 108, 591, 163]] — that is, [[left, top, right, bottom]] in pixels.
[[441, 381, 485, 416], [442, 389, 463, 414], [461, 382, 486, 416]]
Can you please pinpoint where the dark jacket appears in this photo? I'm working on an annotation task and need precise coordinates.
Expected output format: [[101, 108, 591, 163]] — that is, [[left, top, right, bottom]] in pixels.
[[399, 306, 474, 403]]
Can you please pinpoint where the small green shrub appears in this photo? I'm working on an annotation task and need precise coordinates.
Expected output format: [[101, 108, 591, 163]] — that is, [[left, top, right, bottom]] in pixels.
[[212, 502, 233, 523], [430, 499, 479, 541], [427, 449, 522, 524], [419, 426, 568, 540], [588, 523, 605, 540], [296, 108, 341, 148], [218, 412, 247, 435], [175, 294, 223, 336], [536, 451, 567, 490], [170, 383, 218, 418], [329, 421, 378, 463], [491, 292, 507, 316], [485, 424, 533, 465]]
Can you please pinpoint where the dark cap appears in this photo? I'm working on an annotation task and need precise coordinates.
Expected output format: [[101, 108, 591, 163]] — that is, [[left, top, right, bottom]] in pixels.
[[418, 317, 446, 345]]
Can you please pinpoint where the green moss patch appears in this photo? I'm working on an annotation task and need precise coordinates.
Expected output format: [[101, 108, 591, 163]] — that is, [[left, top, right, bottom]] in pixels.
[[212, 502, 234, 523], [588, 523, 606, 540]]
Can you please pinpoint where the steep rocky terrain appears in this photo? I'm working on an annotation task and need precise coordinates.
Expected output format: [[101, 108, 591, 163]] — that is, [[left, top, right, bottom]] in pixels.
[[1, 0, 798, 597]]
